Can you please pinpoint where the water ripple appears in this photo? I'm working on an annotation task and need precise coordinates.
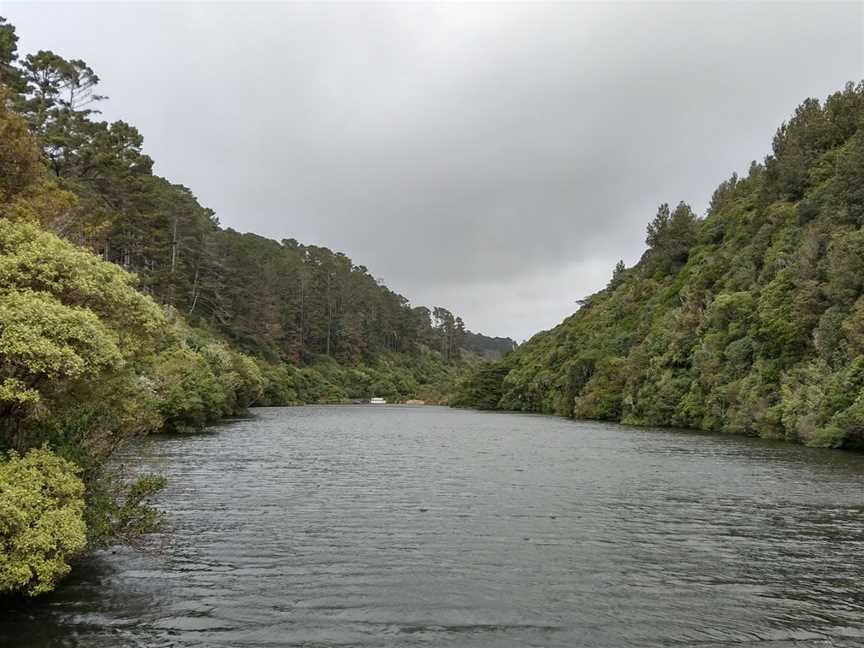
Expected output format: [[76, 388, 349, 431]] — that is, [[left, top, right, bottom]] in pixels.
[[3, 405, 864, 647]]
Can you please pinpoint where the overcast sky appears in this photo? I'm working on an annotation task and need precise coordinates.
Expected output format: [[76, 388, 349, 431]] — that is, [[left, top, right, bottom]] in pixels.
[[6, 2, 863, 340]]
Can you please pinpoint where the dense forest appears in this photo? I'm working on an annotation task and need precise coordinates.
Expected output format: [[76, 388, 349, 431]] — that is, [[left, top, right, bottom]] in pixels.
[[452, 81, 864, 450], [0, 17, 512, 596]]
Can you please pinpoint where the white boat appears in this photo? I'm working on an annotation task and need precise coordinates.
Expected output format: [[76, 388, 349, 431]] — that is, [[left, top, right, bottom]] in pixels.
[[369, 397, 387, 404]]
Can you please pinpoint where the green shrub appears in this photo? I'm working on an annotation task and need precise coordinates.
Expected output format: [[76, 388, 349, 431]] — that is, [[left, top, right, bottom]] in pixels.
[[150, 346, 225, 432], [84, 470, 166, 549], [0, 446, 86, 595], [256, 361, 301, 406], [450, 361, 510, 409], [230, 352, 265, 411], [573, 357, 626, 420]]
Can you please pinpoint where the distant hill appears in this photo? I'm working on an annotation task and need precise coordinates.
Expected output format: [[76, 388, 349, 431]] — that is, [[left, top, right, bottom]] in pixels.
[[462, 331, 518, 360], [0, 17, 500, 375]]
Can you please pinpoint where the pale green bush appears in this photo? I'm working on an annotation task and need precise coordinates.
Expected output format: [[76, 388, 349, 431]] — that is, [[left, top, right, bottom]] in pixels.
[[0, 446, 86, 595]]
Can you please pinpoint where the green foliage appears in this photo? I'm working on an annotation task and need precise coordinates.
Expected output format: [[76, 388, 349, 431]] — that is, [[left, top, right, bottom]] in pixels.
[[0, 290, 122, 398], [84, 469, 166, 549], [450, 361, 511, 409], [0, 219, 165, 451], [145, 316, 267, 432], [0, 17, 25, 92], [458, 81, 864, 449], [282, 349, 460, 405], [0, 87, 41, 203], [0, 219, 164, 354], [607, 260, 627, 290], [573, 357, 626, 420], [778, 357, 864, 448], [151, 346, 227, 433], [255, 361, 301, 406], [0, 446, 86, 595]]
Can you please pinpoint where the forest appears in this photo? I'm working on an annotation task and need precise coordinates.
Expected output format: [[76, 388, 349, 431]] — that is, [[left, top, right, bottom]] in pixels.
[[452, 81, 864, 451], [0, 17, 512, 596]]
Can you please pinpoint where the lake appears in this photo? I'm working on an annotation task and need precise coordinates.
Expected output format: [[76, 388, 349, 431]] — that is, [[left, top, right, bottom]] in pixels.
[[3, 405, 864, 647]]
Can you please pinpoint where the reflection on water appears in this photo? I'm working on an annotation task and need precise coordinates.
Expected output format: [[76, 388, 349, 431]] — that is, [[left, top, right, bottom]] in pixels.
[[3, 406, 864, 647]]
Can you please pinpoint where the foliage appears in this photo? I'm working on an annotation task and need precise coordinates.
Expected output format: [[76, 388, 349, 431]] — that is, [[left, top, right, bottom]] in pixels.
[[260, 349, 461, 405], [0, 219, 165, 452], [148, 317, 266, 432], [150, 346, 227, 433], [450, 361, 512, 409], [0, 446, 86, 596], [84, 469, 166, 548]]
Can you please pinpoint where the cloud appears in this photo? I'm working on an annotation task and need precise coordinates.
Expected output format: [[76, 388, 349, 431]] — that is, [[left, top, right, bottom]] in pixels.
[[7, 1, 863, 339]]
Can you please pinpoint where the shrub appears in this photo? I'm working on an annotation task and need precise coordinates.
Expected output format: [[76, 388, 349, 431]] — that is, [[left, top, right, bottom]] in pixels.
[[150, 346, 225, 432], [0, 446, 86, 595]]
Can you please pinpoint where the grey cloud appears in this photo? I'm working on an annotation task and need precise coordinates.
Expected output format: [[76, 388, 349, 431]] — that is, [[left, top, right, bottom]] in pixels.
[[8, 1, 863, 339]]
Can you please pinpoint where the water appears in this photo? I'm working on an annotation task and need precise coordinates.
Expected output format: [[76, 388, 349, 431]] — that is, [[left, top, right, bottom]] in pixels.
[[3, 405, 864, 647]]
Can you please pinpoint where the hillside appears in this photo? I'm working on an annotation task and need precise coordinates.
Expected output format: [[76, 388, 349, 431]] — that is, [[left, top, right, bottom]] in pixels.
[[463, 331, 518, 360], [452, 82, 864, 449], [0, 17, 512, 404]]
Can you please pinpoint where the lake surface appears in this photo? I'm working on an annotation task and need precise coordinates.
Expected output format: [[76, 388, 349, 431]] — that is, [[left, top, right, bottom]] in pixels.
[[3, 405, 864, 647]]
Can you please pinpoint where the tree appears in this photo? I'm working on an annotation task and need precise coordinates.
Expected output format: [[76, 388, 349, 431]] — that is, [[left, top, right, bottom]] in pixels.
[[644, 201, 698, 274], [0, 87, 76, 229], [645, 203, 671, 249], [608, 260, 626, 289], [0, 16, 25, 92]]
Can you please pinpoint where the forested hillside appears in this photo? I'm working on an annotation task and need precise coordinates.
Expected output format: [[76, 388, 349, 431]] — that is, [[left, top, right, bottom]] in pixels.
[[453, 81, 864, 449], [0, 18, 513, 368], [0, 17, 511, 596], [462, 331, 518, 360]]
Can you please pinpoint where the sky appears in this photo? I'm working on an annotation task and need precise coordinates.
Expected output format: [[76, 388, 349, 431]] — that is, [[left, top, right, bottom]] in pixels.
[[5, 2, 863, 341]]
